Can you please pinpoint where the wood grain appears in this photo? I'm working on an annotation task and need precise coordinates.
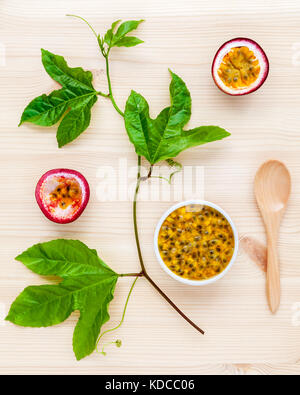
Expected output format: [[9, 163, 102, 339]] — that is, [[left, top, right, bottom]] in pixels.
[[1, 0, 300, 375]]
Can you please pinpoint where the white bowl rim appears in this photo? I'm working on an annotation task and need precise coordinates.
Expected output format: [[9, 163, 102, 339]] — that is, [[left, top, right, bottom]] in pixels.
[[154, 200, 239, 286]]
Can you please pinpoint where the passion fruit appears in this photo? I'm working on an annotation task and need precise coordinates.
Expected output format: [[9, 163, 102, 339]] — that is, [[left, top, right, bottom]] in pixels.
[[212, 38, 269, 96], [35, 169, 90, 224]]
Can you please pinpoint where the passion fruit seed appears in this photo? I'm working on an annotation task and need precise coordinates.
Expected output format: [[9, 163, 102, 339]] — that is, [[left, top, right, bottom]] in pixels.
[[158, 205, 234, 281], [218, 46, 260, 89], [50, 179, 82, 210]]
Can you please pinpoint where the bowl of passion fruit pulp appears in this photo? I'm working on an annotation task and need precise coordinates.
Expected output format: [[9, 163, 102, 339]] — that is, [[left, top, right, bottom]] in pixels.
[[154, 200, 239, 286]]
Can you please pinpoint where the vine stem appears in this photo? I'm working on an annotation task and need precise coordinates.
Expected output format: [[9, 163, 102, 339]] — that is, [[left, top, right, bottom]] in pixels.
[[104, 56, 205, 335], [143, 273, 204, 334], [96, 275, 140, 350], [66, 14, 123, 117], [70, 14, 205, 338], [97, 91, 110, 98], [133, 156, 147, 274], [66, 14, 98, 39], [133, 156, 204, 335], [105, 53, 124, 117], [119, 272, 143, 277]]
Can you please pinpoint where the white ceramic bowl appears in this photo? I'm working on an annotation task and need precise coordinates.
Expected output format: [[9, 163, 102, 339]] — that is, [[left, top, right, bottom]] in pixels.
[[154, 200, 239, 286]]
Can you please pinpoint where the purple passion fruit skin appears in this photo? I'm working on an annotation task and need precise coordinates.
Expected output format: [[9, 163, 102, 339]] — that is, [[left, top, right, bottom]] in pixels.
[[35, 169, 90, 224], [212, 38, 269, 96]]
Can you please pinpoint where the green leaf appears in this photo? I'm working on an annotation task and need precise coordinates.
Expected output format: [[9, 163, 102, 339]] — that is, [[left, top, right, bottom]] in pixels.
[[124, 70, 230, 164], [104, 20, 121, 47], [109, 20, 144, 48], [113, 20, 144, 41], [6, 239, 118, 361], [166, 70, 191, 136], [113, 36, 144, 48], [41, 49, 95, 92], [56, 94, 97, 148], [19, 49, 98, 147]]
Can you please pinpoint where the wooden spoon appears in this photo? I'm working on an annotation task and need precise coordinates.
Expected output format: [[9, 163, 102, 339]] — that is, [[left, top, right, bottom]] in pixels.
[[254, 160, 291, 314]]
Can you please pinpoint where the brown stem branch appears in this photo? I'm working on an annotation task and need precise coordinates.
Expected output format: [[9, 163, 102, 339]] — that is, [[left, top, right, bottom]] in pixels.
[[144, 272, 204, 335], [119, 272, 144, 277], [133, 156, 204, 335]]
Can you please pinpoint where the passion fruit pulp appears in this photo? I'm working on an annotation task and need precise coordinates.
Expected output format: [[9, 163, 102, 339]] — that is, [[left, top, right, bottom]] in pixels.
[[212, 38, 269, 96], [35, 169, 90, 224]]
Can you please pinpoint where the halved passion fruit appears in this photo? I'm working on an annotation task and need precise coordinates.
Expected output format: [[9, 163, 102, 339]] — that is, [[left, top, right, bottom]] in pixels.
[[212, 38, 269, 95], [35, 169, 90, 224]]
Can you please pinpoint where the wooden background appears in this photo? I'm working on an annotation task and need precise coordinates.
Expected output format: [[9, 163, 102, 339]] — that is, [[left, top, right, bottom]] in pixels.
[[1, 0, 300, 375]]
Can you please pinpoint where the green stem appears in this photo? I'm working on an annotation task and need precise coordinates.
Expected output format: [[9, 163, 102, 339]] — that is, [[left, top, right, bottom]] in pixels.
[[105, 54, 124, 117], [67, 14, 124, 117], [133, 156, 146, 274], [151, 175, 171, 184], [97, 91, 110, 98], [96, 275, 140, 350], [70, 14, 204, 337], [100, 340, 120, 355], [66, 14, 98, 39]]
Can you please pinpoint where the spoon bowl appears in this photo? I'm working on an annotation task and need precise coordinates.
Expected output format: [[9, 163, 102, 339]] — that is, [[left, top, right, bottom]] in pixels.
[[254, 160, 291, 313]]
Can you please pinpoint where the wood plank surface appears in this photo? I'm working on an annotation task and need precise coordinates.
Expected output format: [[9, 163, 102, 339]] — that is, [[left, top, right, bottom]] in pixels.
[[1, 0, 300, 375]]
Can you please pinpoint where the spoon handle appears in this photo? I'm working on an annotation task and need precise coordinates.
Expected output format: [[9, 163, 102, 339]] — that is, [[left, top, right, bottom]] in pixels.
[[266, 235, 280, 314]]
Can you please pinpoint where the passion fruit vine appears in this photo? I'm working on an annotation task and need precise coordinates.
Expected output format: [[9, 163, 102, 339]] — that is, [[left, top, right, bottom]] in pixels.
[[35, 169, 90, 224], [212, 38, 269, 96]]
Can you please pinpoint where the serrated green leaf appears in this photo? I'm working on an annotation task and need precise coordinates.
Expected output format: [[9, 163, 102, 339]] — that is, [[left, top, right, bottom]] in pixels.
[[19, 49, 98, 147], [6, 239, 118, 360], [41, 49, 95, 92], [124, 70, 230, 164]]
